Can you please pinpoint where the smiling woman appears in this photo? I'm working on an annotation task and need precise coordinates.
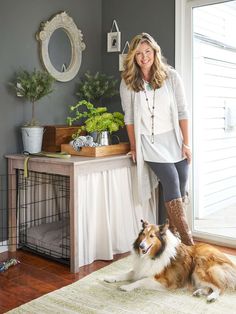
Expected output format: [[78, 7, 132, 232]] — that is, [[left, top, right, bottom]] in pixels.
[[135, 42, 155, 80], [120, 32, 194, 246]]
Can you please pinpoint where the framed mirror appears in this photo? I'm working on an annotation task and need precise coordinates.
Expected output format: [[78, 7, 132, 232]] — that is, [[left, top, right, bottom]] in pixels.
[[36, 12, 86, 82]]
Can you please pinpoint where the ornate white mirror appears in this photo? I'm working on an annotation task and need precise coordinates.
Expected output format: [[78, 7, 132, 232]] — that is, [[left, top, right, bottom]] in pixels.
[[36, 12, 86, 82]]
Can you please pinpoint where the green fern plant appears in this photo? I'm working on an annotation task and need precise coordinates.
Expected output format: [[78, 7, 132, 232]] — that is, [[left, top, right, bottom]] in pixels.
[[67, 100, 124, 139], [10, 69, 55, 126]]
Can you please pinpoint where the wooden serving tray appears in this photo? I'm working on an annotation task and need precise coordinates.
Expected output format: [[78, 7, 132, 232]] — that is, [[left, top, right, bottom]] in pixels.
[[61, 142, 130, 157]]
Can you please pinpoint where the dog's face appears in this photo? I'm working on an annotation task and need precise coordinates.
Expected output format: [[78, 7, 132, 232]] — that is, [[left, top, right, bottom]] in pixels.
[[133, 219, 169, 259]]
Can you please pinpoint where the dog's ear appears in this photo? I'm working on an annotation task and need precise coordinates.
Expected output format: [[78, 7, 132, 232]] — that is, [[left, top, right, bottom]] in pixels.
[[141, 219, 149, 229], [159, 219, 169, 235]]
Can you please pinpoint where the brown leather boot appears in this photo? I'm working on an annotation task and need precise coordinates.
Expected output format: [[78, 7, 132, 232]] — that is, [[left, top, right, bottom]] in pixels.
[[166, 215, 179, 238], [165, 198, 194, 246]]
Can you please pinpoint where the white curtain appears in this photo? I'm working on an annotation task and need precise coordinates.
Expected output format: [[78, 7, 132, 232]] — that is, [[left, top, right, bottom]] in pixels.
[[77, 165, 157, 267]]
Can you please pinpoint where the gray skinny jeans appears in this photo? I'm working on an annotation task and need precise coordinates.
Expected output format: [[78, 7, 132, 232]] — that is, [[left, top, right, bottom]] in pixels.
[[147, 159, 189, 202]]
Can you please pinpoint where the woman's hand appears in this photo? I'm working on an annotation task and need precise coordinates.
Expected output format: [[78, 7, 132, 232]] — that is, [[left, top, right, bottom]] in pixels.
[[127, 149, 136, 163], [182, 144, 192, 164]]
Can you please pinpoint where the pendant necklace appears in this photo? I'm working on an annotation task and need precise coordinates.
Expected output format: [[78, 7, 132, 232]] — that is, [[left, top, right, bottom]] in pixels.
[[143, 85, 156, 144]]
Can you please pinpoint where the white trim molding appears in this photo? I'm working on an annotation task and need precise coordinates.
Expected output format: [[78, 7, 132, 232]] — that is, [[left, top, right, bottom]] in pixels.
[[175, 0, 186, 77], [175, 0, 193, 108], [0, 241, 8, 253]]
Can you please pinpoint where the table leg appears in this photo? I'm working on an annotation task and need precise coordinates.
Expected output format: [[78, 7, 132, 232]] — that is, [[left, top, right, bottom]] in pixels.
[[8, 160, 17, 252], [69, 166, 79, 273]]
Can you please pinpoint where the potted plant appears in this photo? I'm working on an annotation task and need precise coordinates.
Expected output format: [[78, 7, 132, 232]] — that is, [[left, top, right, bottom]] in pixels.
[[76, 71, 119, 104], [68, 71, 120, 145], [10, 69, 55, 153], [67, 100, 124, 145]]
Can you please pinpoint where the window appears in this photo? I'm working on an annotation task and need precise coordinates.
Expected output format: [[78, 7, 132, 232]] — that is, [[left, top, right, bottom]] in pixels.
[[176, 0, 236, 246]]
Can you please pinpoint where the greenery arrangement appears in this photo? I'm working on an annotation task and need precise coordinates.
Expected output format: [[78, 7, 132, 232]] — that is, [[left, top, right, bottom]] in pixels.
[[76, 71, 119, 103], [10, 69, 55, 126], [67, 100, 124, 139]]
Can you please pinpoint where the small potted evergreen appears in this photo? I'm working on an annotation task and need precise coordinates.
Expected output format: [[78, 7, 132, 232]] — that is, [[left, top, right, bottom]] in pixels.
[[76, 71, 119, 105], [10, 69, 55, 153]]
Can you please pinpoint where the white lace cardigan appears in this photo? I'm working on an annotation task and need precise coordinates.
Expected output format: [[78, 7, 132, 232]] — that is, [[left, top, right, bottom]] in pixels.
[[120, 68, 189, 206]]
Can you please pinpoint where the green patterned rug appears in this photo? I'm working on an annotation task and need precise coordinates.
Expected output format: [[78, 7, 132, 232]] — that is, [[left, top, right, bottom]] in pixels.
[[6, 255, 236, 314]]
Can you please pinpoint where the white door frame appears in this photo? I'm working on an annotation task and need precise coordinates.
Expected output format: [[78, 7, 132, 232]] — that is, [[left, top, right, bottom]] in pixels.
[[175, 0, 236, 247]]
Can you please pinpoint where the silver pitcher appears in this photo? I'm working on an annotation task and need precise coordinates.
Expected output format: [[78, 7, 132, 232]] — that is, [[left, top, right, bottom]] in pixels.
[[96, 131, 111, 146]]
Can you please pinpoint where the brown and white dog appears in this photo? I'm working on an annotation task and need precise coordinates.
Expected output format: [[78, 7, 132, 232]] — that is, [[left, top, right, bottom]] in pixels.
[[104, 219, 236, 302]]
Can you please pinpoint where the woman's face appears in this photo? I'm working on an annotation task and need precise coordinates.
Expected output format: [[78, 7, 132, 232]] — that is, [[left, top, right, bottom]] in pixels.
[[135, 42, 155, 74]]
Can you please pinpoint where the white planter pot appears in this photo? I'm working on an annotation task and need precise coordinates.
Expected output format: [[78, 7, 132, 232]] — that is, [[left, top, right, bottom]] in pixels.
[[21, 126, 44, 153]]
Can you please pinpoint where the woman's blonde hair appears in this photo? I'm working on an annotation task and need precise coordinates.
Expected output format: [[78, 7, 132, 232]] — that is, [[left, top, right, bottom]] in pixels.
[[122, 33, 168, 92]]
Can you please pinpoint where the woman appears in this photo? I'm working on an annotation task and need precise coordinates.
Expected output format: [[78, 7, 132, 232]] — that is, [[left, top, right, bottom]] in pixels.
[[120, 33, 194, 246]]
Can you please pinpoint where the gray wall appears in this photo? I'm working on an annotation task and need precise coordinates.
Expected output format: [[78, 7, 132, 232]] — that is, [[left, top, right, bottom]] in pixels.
[[0, 0, 175, 172], [101, 0, 175, 141], [0, 0, 102, 173], [0, 0, 175, 239]]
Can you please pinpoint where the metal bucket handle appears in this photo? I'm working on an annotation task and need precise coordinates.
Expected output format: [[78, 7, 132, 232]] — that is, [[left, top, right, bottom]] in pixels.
[[111, 134, 120, 144]]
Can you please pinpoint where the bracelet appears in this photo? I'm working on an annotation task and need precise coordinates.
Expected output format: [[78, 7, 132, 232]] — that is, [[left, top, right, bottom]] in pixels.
[[182, 143, 191, 149]]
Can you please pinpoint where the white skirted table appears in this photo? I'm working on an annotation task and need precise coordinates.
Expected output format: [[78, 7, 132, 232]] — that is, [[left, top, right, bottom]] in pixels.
[[6, 154, 157, 272]]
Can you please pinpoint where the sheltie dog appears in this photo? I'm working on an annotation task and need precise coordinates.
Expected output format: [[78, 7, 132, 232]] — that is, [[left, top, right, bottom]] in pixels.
[[104, 219, 236, 302]]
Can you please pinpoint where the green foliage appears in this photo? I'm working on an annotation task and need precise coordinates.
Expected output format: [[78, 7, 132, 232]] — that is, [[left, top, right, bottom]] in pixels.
[[10, 69, 55, 126], [67, 100, 124, 138], [76, 72, 118, 103]]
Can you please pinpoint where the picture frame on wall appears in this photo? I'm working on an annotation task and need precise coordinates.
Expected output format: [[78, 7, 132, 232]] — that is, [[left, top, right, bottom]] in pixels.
[[107, 20, 121, 52]]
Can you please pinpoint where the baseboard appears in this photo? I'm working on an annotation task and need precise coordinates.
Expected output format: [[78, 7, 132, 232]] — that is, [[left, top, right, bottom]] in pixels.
[[0, 241, 8, 253]]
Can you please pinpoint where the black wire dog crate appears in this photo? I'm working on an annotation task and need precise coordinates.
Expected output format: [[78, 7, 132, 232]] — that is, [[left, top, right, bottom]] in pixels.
[[1, 170, 70, 264]]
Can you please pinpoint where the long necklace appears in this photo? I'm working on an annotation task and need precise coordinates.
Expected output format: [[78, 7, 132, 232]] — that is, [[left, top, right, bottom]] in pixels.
[[143, 87, 156, 144]]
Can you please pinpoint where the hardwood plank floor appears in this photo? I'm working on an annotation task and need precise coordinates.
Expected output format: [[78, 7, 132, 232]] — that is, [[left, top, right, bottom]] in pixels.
[[0, 249, 129, 313], [0, 244, 236, 313]]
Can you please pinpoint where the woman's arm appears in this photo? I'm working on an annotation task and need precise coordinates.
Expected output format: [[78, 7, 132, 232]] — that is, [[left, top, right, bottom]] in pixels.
[[179, 119, 191, 163], [170, 69, 191, 163], [179, 119, 189, 146], [120, 79, 134, 124], [126, 124, 136, 162], [120, 80, 136, 162], [169, 68, 189, 120]]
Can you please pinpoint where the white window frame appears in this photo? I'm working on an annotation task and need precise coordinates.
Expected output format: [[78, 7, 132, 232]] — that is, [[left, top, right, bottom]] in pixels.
[[175, 0, 236, 247]]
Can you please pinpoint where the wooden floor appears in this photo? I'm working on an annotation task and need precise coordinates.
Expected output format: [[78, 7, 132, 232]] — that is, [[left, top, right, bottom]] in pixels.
[[0, 244, 236, 313]]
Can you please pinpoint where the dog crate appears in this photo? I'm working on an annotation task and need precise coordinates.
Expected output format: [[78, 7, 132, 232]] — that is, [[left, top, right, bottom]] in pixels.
[[0, 170, 70, 265]]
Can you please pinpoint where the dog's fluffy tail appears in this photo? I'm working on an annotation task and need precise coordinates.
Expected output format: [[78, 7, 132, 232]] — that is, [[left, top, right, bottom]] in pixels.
[[213, 263, 236, 290]]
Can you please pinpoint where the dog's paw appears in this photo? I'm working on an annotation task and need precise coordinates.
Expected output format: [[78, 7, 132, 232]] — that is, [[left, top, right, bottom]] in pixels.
[[206, 292, 218, 303], [207, 296, 217, 303], [103, 276, 117, 283], [193, 289, 202, 297], [119, 284, 134, 292], [193, 288, 210, 297]]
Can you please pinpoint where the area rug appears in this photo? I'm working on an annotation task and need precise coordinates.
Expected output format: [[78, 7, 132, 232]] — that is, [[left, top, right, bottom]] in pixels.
[[6, 255, 236, 314]]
